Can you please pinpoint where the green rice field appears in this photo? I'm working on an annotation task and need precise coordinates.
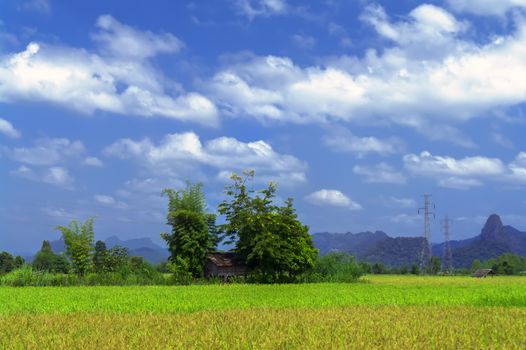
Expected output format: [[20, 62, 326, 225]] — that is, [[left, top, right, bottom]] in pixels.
[[1, 275, 526, 349]]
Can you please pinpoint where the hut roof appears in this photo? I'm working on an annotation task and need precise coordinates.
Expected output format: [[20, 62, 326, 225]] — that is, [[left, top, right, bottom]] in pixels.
[[472, 268, 494, 277], [207, 252, 240, 268]]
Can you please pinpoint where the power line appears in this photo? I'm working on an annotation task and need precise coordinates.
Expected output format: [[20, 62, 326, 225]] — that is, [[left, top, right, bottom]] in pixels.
[[442, 215, 454, 274], [418, 194, 435, 272]]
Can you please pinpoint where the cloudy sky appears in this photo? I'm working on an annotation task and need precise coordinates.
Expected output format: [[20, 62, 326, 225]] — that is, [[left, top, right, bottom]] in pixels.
[[1, 0, 526, 253]]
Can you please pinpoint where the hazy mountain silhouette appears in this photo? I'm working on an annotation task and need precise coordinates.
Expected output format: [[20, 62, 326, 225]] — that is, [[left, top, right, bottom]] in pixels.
[[313, 214, 526, 267], [47, 236, 169, 264]]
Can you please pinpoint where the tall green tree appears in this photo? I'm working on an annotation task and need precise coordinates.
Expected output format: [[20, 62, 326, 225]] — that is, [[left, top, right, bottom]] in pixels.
[[428, 256, 442, 275], [218, 171, 318, 282], [105, 246, 129, 272], [161, 183, 217, 278], [56, 217, 95, 276], [33, 240, 57, 272], [0, 252, 15, 274], [93, 240, 108, 273]]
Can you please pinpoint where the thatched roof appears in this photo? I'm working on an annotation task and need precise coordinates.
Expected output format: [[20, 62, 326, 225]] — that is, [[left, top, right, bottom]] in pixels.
[[207, 252, 241, 268], [472, 268, 494, 277]]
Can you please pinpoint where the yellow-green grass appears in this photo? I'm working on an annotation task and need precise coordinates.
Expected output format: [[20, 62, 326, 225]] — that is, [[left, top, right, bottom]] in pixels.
[[0, 276, 525, 315], [1, 307, 526, 349], [1, 276, 526, 349]]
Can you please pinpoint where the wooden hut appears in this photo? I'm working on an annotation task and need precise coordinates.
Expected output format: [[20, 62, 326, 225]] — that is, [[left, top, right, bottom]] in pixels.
[[472, 268, 495, 278], [204, 252, 246, 279]]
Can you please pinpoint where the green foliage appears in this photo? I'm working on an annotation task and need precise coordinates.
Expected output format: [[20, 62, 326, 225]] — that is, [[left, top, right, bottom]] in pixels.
[[161, 183, 217, 278], [56, 217, 95, 276], [93, 240, 108, 273], [428, 256, 442, 275], [105, 246, 129, 272], [33, 240, 69, 273], [481, 253, 526, 275], [218, 171, 318, 282], [372, 262, 388, 274], [14, 256, 24, 269], [302, 252, 363, 282], [0, 251, 15, 274]]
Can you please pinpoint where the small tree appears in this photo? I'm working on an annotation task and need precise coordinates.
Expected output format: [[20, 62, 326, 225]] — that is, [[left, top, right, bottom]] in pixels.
[[56, 217, 95, 276], [33, 240, 58, 272], [428, 256, 442, 275], [14, 256, 25, 269], [161, 183, 217, 279], [0, 252, 15, 274], [93, 240, 108, 273], [105, 246, 129, 272]]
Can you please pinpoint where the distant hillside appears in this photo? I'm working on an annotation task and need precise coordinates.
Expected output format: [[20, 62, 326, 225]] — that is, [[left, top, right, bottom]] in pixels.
[[313, 230, 425, 266], [313, 214, 526, 267], [48, 236, 169, 265]]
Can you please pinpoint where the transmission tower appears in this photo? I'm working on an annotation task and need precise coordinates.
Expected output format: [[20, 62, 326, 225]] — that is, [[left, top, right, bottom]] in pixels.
[[418, 194, 435, 271], [442, 215, 454, 274]]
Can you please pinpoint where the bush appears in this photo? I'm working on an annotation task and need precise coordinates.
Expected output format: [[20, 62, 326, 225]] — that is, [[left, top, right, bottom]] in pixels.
[[300, 252, 364, 283], [0, 265, 169, 287]]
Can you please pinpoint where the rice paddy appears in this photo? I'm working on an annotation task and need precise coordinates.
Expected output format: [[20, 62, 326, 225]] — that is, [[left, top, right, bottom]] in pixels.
[[1, 275, 525, 349]]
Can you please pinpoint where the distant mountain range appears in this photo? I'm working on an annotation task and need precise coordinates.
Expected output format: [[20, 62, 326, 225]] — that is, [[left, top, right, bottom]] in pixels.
[[49, 236, 169, 264], [313, 214, 526, 267], [29, 214, 526, 268]]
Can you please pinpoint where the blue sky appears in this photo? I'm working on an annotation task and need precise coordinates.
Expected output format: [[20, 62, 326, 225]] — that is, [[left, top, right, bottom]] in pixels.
[[1, 0, 526, 253]]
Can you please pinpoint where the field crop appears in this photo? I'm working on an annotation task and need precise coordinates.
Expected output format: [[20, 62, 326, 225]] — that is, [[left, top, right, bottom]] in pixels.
[[1, 276, 525, 349]]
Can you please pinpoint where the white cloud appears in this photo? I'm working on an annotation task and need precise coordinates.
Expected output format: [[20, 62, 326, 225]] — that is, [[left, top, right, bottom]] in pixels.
[[11, 165, 74, 188], [104, 131, 307, 187], [93, 15, 183, 59], [323, 127, 403, 158], [233, 0, 288, 19], [207, 4, 526, 143], [0, 118, 21, 138], [383, 196, 416, 208], [84, 156, 104, 167], [438, 177, 483, 189], [404, 151, 526, 188], [94, 194, 128, 209], [0, 16, 218, 125], [305, 189, 362, 210], [353, 163, 407, 184], [6, 138, 85, 165], [291, 34, 316, 49], [404, 151, 505, 177], [18, 0, 50, 14], [447, 0, 526, 16], [491, 132, 513, 148]]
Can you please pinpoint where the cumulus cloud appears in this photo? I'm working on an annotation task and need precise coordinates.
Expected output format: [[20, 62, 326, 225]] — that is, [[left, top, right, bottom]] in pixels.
[[0, 118, 21, 138], [404, 151, 505, 177], [353, 163, 407, 184], [18, 0, 51, 14], [93, 15, 183, 59], [305, 189, 362, 210], [233, 0, 288, 19], [94, 194, 128, 209], [207, 4, 526, 143], [0, 16, 218, 125], [447, 0, 526, 16], [104, 131, 307, 186], [404, 151, 526, 188], [291, 34, 316, 49], [5, 138, 85, 166], [383, 196, 416, 208], [11, 165, 74, 188], [323, 127, 403, 158], [84, 156, 104, 167]]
